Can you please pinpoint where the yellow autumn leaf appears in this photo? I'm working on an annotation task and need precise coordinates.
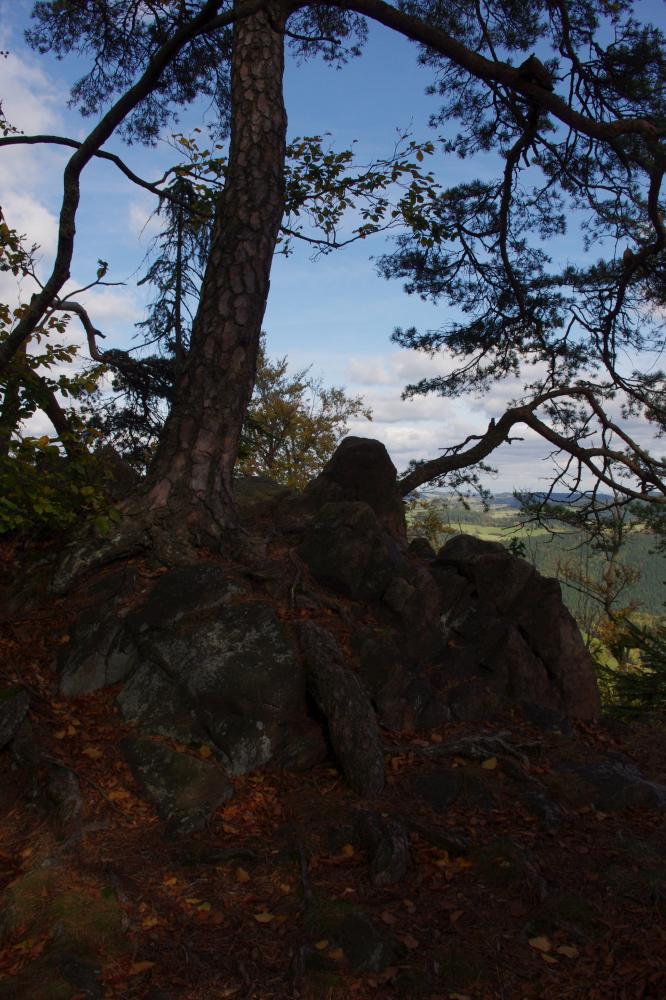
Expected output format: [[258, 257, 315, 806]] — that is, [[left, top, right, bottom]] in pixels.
[[314, 940, 329, 950], [199, 745, 212, 758], [162, 876, 178, 886], [529, 936, 552, 953], [223, 822, 239, 834], [556, 945, 579, 958], [198, 902, 212, 911], [481, 756, 498, 770], [129, 961, 155, 975], [141, 916, 160, 929], [254, 911, 275, 923], [328, 947, 345, 961], [107, 789, 130, 802], [340, 843, 355, 857], [185, 898, 202, 905], [54, 730, 67, 740], [82, 747, 103, 760], [541, 953, 558, 964], [236, 867, 251, 883]]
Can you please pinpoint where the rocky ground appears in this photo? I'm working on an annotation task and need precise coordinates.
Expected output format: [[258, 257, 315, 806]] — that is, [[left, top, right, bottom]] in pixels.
[[0, 440, 665, 999]]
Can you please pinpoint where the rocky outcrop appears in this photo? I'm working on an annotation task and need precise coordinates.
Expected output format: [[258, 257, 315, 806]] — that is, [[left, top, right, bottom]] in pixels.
[[433, 534, 600, 720], [304, 436, 407, 539], [54, 437, 601, 816], [121, 736, 234, 833], [298, 501, 406, 599], [299, 621, 385, 796]]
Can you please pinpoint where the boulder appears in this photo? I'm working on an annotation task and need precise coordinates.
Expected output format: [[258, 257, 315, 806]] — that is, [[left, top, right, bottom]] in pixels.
[[121, 736, 234, 833], [58, 609, 137, 697], [125, 598, 309, 775], [433, 535, 600, 720], [299, 501, 406, 599], [305, 436, 406, 539], [299, 621, 385, 796], [0, 867, 127, 1000]]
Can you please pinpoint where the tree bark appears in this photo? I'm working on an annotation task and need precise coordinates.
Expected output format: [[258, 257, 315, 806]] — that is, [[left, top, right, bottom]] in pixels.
[[143, 1, 288, 539]]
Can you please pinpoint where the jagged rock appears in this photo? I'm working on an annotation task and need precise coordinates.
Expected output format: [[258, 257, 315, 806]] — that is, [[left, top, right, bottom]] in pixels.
[[299, 501, 406, 599], [305, 436, 406, 539], [433, 535, 600, 720], [353, 809, 410, 886], [59, 610, 137, 697], [299, 621, 384, 796], [127, 562, 245, 631], [125, 597, 308, 775], [0, 687, 29, 749], [121, 736, 234, 833], [117, 661, 203, 742]]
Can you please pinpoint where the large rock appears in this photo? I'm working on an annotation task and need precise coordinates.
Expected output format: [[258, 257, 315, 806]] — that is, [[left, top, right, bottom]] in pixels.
[[121, 736, 234, 833], [299, 501, 406, 599], [299, 621, 385, 796], [59, 609, 137, 697], [124, 599, 309, 775], [305, 436, 406, 539], [433, 535, 600, 720]]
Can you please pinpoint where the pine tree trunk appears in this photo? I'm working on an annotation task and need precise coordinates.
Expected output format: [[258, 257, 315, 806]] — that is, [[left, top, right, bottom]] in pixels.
[[143, 1, 287, 540]]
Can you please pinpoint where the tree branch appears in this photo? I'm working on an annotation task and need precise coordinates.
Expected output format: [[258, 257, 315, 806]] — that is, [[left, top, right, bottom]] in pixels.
[[0, 134, 175, 197], [0, 0, 267, 375], [342, 0, 662, 144], [398, 386, 666, 501]]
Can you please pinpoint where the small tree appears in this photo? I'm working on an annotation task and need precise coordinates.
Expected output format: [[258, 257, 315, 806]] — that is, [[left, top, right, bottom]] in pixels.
[[236, 337, 371, 489]]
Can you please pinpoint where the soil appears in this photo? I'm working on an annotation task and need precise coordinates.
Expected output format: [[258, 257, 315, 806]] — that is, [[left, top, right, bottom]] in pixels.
[[0, 538, 665, 1000]]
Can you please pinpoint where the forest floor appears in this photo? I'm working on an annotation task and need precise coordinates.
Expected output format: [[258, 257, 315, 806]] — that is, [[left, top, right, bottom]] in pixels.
[[0, 539, 665, 1000]]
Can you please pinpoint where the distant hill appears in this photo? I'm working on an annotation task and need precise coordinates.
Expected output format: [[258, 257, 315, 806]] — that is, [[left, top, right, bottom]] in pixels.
[[488, 492, 614, 510]]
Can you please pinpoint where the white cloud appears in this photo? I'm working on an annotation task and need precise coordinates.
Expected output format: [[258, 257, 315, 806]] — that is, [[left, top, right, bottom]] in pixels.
[[1, 190, 59, 258], [128, 197, 162, 243], [0, 44, 65, 135]]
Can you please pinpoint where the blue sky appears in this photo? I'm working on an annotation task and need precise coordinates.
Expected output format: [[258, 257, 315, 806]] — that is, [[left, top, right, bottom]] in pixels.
[[1, 1, 664, 491]]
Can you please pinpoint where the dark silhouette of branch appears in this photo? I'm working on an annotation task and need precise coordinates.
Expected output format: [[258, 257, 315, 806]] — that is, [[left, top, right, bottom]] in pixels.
[[343, 0, 663, 143], [0, 134, 175, 197], [0, 0, 267, 375], [398, 386, 666, 501]]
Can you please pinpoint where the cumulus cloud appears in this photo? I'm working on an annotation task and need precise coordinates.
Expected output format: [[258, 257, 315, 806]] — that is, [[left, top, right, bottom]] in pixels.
[[128, 197, 163, 244], [0, 42, 65, 135]]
